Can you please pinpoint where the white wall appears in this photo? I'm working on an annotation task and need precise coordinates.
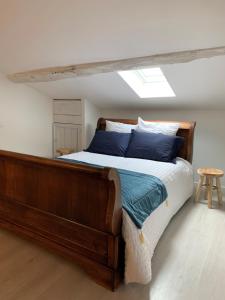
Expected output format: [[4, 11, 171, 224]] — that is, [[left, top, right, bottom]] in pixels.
[[101, 109, 225, 185], [0, 73, 52, 157], [83, 99, 100, 148]]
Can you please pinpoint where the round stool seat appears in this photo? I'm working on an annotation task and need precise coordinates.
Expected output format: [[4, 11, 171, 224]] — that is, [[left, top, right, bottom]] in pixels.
[[197, 168, 224, 177], [56, 147, 74, 156]]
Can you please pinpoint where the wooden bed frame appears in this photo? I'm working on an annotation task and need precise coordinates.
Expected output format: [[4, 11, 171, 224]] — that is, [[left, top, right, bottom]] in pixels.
[[0, 118, 196, 290]]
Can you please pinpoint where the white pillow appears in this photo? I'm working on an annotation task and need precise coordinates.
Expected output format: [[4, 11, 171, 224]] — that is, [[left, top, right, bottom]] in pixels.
[[137, 117, 179, 136], [106, 120, 137, 133]]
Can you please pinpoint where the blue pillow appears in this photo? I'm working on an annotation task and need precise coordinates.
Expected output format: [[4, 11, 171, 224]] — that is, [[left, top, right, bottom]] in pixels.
[[125, 130, 184, 163], [86, 130, 131, 157]]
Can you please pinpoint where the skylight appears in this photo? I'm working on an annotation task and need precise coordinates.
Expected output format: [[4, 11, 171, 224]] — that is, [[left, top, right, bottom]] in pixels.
[[118, 68, 175, 98]]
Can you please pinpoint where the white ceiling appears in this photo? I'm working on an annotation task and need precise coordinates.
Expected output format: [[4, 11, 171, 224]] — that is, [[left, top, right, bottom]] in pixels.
[[1, 0, 225, 109]]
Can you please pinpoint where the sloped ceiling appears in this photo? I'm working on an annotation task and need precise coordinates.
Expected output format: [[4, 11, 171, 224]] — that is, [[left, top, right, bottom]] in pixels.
[[1, 0, 225, 109]]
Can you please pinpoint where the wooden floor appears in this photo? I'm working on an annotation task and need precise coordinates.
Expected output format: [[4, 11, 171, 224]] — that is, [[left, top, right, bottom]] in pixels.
[[0, 198, 225, 300]]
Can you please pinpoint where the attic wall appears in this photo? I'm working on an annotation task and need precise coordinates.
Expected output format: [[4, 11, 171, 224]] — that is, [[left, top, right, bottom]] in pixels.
[[0, 73, 52, 157], [101, 108, 225, 185], [83, 99, 101, 148]]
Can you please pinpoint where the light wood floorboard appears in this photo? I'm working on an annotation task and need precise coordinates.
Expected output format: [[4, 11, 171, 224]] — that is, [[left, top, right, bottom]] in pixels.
[[0, 198, 225, 300]]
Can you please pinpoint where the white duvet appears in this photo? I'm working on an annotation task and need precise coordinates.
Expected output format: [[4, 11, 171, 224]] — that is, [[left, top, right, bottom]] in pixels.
[[62, 151, 194, 284]]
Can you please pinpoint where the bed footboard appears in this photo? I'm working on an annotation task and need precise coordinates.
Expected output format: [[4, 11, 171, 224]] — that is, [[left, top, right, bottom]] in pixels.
[[0, 150, 123, 290]]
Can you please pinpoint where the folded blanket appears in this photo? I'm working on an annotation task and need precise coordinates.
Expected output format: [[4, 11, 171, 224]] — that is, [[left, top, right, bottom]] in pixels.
[[58, 158, 168, 228], [117, 168, 167, 228]]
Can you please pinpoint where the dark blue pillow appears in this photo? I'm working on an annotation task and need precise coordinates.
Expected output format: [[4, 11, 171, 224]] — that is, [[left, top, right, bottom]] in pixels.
[[125, 130, 184, 163], [86, 130, 131, 157]]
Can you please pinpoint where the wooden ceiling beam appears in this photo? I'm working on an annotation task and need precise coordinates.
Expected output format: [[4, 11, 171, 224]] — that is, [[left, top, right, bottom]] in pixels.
[[7, 46, 225, 83]]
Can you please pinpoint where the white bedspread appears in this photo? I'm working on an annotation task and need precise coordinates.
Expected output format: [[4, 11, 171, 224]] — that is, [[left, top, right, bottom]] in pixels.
[[62, 151, 194, 284]]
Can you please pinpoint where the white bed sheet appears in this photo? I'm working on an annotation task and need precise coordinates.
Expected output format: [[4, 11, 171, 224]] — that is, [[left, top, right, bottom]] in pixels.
[[62, 151, 194, 284]]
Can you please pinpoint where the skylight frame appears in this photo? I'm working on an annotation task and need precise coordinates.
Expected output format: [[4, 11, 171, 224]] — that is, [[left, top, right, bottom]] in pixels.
[[118, 67, 176, 98]]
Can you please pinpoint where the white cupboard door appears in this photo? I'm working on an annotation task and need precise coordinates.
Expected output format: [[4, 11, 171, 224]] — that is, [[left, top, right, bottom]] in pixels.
[[53, 100, 82, 115], [53, 123, 82, 157]]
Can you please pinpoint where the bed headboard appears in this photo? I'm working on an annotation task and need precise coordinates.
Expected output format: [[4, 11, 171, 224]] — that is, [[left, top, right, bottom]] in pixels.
[[97, 118, 196, 163]]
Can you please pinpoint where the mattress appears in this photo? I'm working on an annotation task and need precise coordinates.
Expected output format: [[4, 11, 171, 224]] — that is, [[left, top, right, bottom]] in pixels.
[[62, 151, 194, 284]]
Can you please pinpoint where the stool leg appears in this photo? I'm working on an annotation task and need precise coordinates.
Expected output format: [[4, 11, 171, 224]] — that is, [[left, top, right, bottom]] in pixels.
[[207, 177, 213, 209], [195, 176, 204, 202], [204, 176, 209, 200], [216, 177, 223, 206]]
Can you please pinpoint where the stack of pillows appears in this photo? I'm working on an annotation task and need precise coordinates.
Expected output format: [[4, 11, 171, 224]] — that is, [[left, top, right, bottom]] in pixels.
[[86, 117, 184, 163]]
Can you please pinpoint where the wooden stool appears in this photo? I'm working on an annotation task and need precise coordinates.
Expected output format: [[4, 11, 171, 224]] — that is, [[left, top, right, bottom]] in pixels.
[[56, 147, 74, 156], [195, 168, 224, 208]]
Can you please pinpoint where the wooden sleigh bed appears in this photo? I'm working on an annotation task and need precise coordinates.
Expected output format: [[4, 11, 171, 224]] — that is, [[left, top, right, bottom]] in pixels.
[[0, 118, 196, 290]]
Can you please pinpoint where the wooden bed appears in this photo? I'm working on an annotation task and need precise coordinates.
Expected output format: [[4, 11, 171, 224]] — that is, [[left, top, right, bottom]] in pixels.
[[0, 118, 196, 290]]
